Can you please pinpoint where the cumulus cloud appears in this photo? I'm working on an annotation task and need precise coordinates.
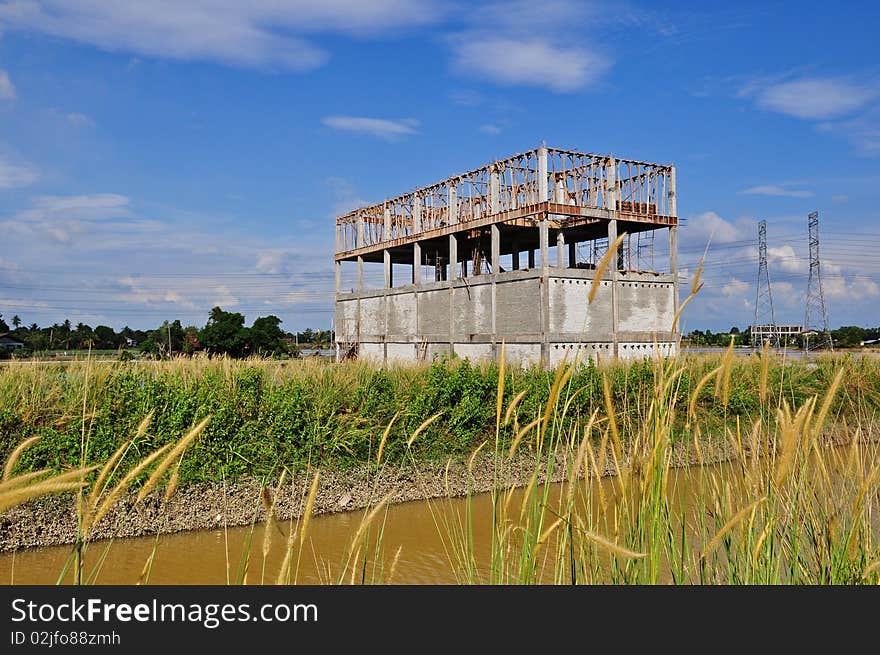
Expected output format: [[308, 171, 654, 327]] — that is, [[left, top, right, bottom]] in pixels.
[[722, 277, 749, 297], [681, 211, 750, 247], [0, 69, 15, 100], [322, 116, 419, 141], [767, 245, 805, 273], [0, 1, 440, 72]]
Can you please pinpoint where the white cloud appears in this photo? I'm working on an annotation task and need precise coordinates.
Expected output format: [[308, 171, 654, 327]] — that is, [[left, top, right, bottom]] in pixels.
[[722, 277, 749, 297], [832, 194, 848, 202], [682, 211, 749, 247], [0, 1, 440, 71], [450, 37, 610, 93], [19, 194, 132, 222], [322, 116, 418, 141], [0, 69, 15, 100], [767, 244, 804, 273], [480, 124, 502, 135], [67, 112, 94, 127], [744, 76, 876, 120], [1, 194, 133, 243], [739, 184, 812, 198], [0, 157, 38, 188], [818, 112, 880, 157]]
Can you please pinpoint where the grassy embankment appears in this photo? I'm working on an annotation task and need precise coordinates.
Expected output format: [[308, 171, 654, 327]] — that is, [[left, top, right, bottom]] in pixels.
[[1, 346, 879, 584]]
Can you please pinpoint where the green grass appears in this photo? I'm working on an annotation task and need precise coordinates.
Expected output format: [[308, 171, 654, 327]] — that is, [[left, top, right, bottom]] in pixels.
[[1, 353, 878, 488]]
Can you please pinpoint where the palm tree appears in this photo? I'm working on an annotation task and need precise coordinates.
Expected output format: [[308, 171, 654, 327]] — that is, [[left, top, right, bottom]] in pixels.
[[12, 315, 21, 329]]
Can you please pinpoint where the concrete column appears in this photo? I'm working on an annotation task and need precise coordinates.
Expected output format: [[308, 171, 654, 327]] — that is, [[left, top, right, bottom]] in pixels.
[[449, 234, 458, 280], [383, 203, 391, 240], [491, 224, 500, 274], [335, 222, 341, 253], [605, 157, 617, 211], [356, 213, 365, 248], [528, 249, 535, 269], [608, 219, 619, 358], [413, 242, 422, 286], [539, 219, 549, 271], [448, 183, 458, 225], [412, 194, 422, 233], [384, 249, 392, 288], [568, 240, 576, 268], [667, 165, 677, 216], [554, 174, 567, 204], [335, 260, 341, 294], [556, 231, 565, 268], [489, 167, 501, 213], [357, 255, 364, 291], [538, 144, 548, 202], [670, 225, 679, 317]]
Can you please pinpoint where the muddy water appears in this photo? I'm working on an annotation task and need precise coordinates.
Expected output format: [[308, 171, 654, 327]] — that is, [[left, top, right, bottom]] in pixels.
[[0, 465, 707, 585], [0, 446, 875, 585]]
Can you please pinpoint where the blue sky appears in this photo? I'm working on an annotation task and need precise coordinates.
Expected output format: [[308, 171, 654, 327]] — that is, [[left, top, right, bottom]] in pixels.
[[1, 0, 878, 333]]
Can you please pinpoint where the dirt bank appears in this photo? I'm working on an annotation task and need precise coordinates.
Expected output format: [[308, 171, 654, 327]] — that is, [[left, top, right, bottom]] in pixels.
[[0, 431, 872, 552]]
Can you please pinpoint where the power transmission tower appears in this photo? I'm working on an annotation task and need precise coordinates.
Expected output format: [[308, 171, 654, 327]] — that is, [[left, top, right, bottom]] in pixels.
[[753, 220, 778, 349], [803, 211, 833, 352]]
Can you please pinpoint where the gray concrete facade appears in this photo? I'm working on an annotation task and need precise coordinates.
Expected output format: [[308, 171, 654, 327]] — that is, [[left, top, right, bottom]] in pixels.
[[334, 145, 679, 366]]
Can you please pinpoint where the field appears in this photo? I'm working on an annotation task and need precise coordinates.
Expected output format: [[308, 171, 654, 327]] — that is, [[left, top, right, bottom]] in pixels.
[[2, 348, 880, 584]]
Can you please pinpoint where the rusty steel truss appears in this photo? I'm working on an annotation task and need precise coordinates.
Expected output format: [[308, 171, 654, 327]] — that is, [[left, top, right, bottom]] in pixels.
[[335, 145, 677, 262]]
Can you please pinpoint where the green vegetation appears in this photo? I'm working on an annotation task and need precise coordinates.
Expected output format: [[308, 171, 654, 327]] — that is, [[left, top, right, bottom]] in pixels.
[[0, 309, 332, 360], [1, 353, 878, 488], [1, 346, 879, 584]]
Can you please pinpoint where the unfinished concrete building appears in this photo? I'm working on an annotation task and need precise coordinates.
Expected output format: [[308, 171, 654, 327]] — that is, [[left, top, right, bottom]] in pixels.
[[334, 145, 679, 366]]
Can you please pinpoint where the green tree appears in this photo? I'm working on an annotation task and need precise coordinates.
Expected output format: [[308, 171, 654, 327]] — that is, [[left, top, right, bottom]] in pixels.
[[200, 307, 248, 357], [12, 315, 21, 329], [94, 325, 118, 349], [250, 315, 287, 356]]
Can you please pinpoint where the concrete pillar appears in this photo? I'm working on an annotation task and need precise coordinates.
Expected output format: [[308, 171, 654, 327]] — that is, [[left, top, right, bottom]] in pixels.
[[608, 219, 619, 358], [556, 231, 565, 268], [667, 165, 677, 216], [491, 224, 500, 274], [383, 203, 391, 240], [413, 194, 422, 233], [448, 183, 458, 225], [539, 220, 549, 271], [357, 255, 364, 291], [605, 157, 617, 211], [489, 167, 501, 213], [554, 174, 567, 204], [356, 212, 365, 248], [384, 249, 392, 288], [568, 240, 576, 268], [335, 222, 341, 253], [449, 234, 458, 280], [528, 249, 535, 269], [670, 225, 679, 317], [538, 144, 548, 202], [335, 260, 341, 294], [413, 242, 422, 285]]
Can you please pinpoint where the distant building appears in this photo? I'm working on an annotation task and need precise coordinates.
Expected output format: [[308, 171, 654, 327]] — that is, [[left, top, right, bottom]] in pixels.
[[0, 333, 25, 352], [750, 324, 803, 345], [124, 337, 138, 348]]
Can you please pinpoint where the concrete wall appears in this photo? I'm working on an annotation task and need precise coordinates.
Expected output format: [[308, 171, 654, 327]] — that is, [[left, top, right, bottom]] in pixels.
[[335, 268, 677, 365]]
